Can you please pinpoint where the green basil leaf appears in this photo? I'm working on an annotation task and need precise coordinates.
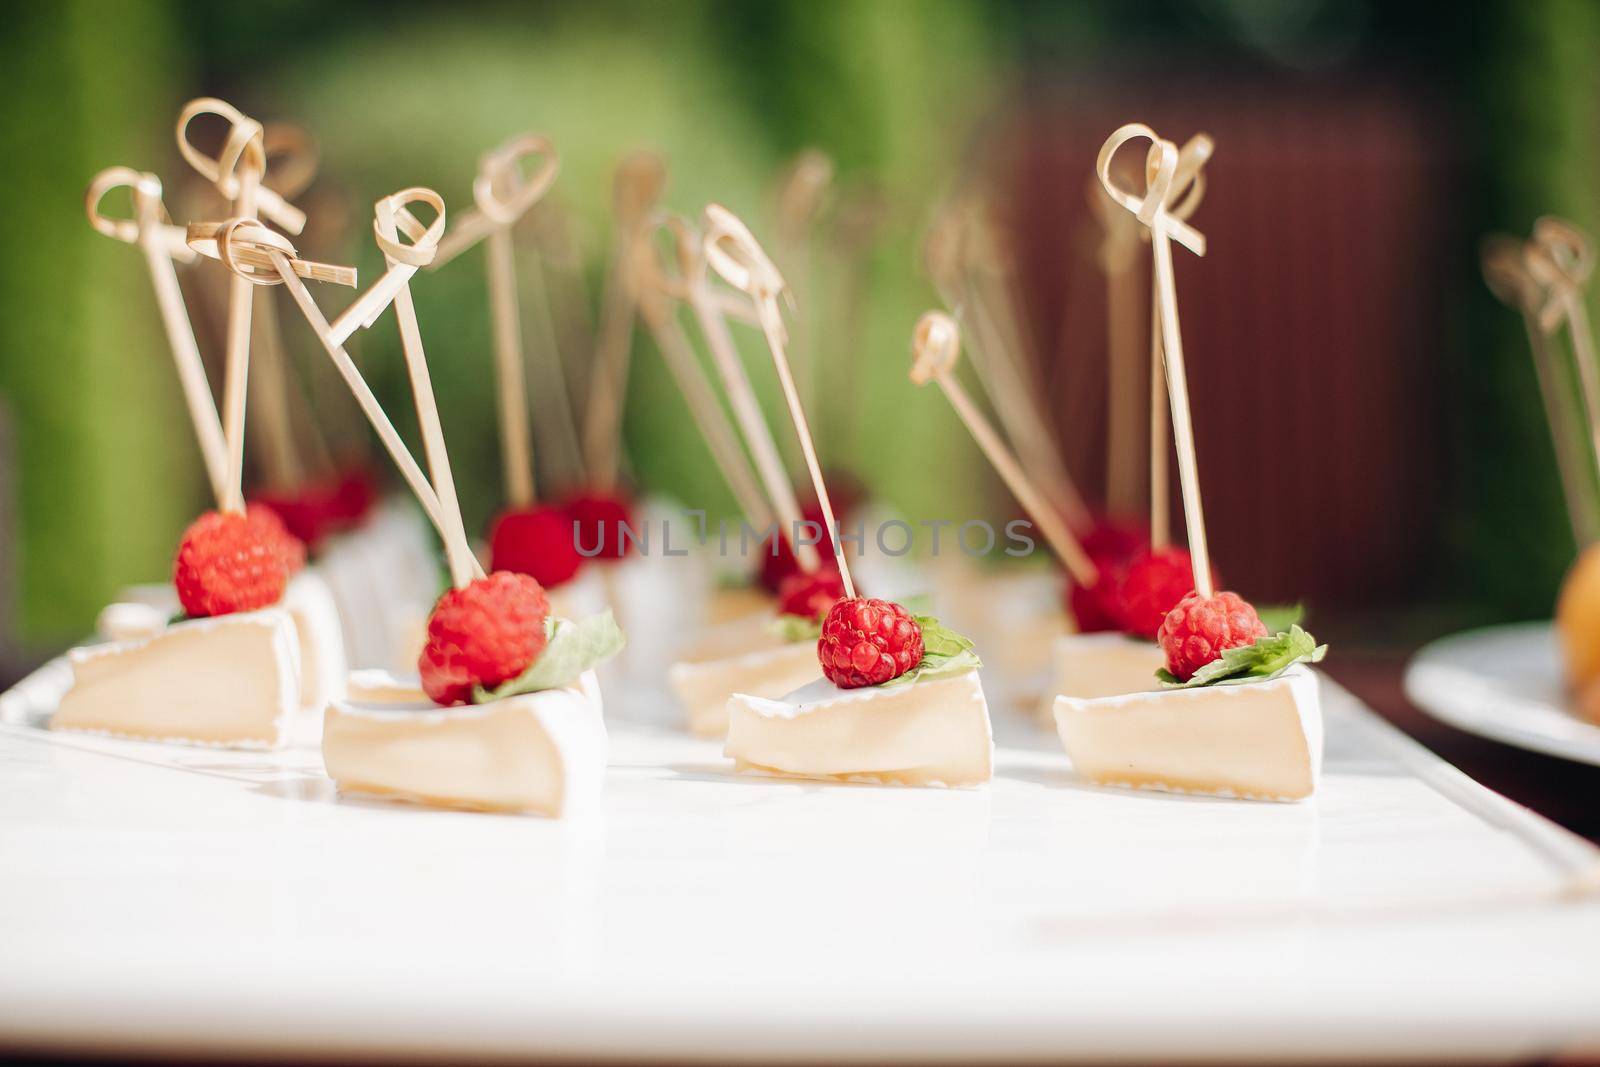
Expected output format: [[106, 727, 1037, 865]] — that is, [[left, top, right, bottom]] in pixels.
[[473, 610, 626, 703], [1157, 624, 1326, 689]]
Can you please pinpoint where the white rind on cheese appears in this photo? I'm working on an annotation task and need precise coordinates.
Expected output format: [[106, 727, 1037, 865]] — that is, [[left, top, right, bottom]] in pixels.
[[1054, 665, 1323, 802], [322, 670, 607, 816], [284, 571, 348, 711], [106, 571, 349, 713], [1036, 632, 1165, 723], [345, 669, 428, 704], [95, 601, 168, 643], [725, 669, 994, 788], [668, 638, 820, 738], [53, 609, 302, 749]]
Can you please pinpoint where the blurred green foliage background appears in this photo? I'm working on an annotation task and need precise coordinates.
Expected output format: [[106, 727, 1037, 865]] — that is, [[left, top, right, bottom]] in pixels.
[[0, 0, 1597, 654]]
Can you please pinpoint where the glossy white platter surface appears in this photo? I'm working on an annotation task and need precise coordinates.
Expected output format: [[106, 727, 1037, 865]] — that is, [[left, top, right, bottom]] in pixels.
[[1405, 621, 1600, 767], [2, 664, 1598, 1063]]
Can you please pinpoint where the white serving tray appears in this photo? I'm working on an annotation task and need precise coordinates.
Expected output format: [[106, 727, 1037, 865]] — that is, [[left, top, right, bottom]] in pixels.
[[1405, 620, 1600, 766], [1, 660, 1598, 1063]]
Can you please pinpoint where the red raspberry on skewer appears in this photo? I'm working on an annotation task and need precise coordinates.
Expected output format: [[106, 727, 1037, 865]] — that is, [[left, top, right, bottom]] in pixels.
[[1114, 547, 1216, 639], [777, 566, 847, 621], [174, 509, 298, 617], [818, 597, 924, 689], [245, 503, 307, 575], [1081, 515, 1147, 564], [328, 464, 379, 527], [563, 489, 634, 561], [758, 501, 838, 592], [418, 571, 551, 706], [489, 505, 584, 589], [1067, 576, 1120, 633], [1157, 590, 1267, 681]]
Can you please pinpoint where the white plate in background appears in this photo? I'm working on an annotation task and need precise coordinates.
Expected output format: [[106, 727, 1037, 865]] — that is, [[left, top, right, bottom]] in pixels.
[[1404, 621, 1600, 767]]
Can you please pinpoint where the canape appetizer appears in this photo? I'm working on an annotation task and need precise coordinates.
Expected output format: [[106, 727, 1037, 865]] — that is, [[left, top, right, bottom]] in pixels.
[[219, 183, 624, 813], [56, 506, 309, 747], [1038, 132, 1219, 715], [1491, 220, 1600, 725], [61, 100, 346, 746], [1052, 123, 1327, 801], [642, 209, 854, 735], [698, 205, 994, 784]]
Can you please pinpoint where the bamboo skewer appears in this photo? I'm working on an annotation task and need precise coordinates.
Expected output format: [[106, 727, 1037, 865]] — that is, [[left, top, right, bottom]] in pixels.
[[248, 122, 324, 493], [703, 204, 852, 596], [191, 201, 483, 586], [583, 151, 668, 491], [924, 204, 1091, 534], [1098, 124, 1214, 597], [1527, 219, 1600, 491], [1483, 234, 1598, 546], [85, 167, 230, 506], [636, 213, 774, 532], [176, 98, 306, 237], [427, 134, 560, 506], [371, 189, 479, 588], [247, 287, 303, 489], [678, 216, 819, 575], [1143, 135, 1212, 551], [910, 312, 1097, 585], [1091, 179, 1144, 516], [824, 182, 887, 463], [519, 238, 586, 490], [773, 149, 834, 428], [1149, 283, 1171, 549], [965, 214, 1091, 533], [178, 99, 272, 515]]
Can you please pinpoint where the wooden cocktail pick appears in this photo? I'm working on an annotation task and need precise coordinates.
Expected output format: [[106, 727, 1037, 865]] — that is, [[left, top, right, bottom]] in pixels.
[[86, 167, 229, 506], [176, 98, 285, 514], [635, 212, 773, 531], [1089, 175, 1145, 518], [909, 312, 1097, 587], [1097, 123, 1213, 597], [702, 204, 851, 593], [822, 180, 887, 459], [583, 150, 668, 492], [427, 133, 561, 507], [1526, 218, 1600, 480], [773, 149, 834, 419], [193, 192, 480, 588], [1484, 232, 1599, 545], [248, 123, 324, 493], [923, 201, 1090, 534], [675, 209, 818, 574], [1137, 133, 1211, 550]]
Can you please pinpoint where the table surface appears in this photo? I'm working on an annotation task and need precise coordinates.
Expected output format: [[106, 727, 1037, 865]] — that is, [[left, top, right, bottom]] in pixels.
[[1326, 650, 1600, 843], [2, 663, 1599, 1065]]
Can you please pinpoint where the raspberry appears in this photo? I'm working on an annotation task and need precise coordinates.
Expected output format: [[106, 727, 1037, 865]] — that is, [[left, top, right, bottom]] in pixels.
[[1158, 590, 1268, 681], [329, 464, 378, 526], [1067, 574, 1121, 633], [563, 490, 634, 560], [489, 505, 584, 588], [173, 509, 294, 617], [777, 566, 847, 620], [418, 571, 551, 706], [758, 501, 838, 592], [248, 503, 308, 575], [252, 483, 338, 550], [1114, 547, 1215, 639], [818, 597, 924, 688], [1081, 515, 1147, 566], [252, 466, 376, 550], [1062, 517, 1144, 634]]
